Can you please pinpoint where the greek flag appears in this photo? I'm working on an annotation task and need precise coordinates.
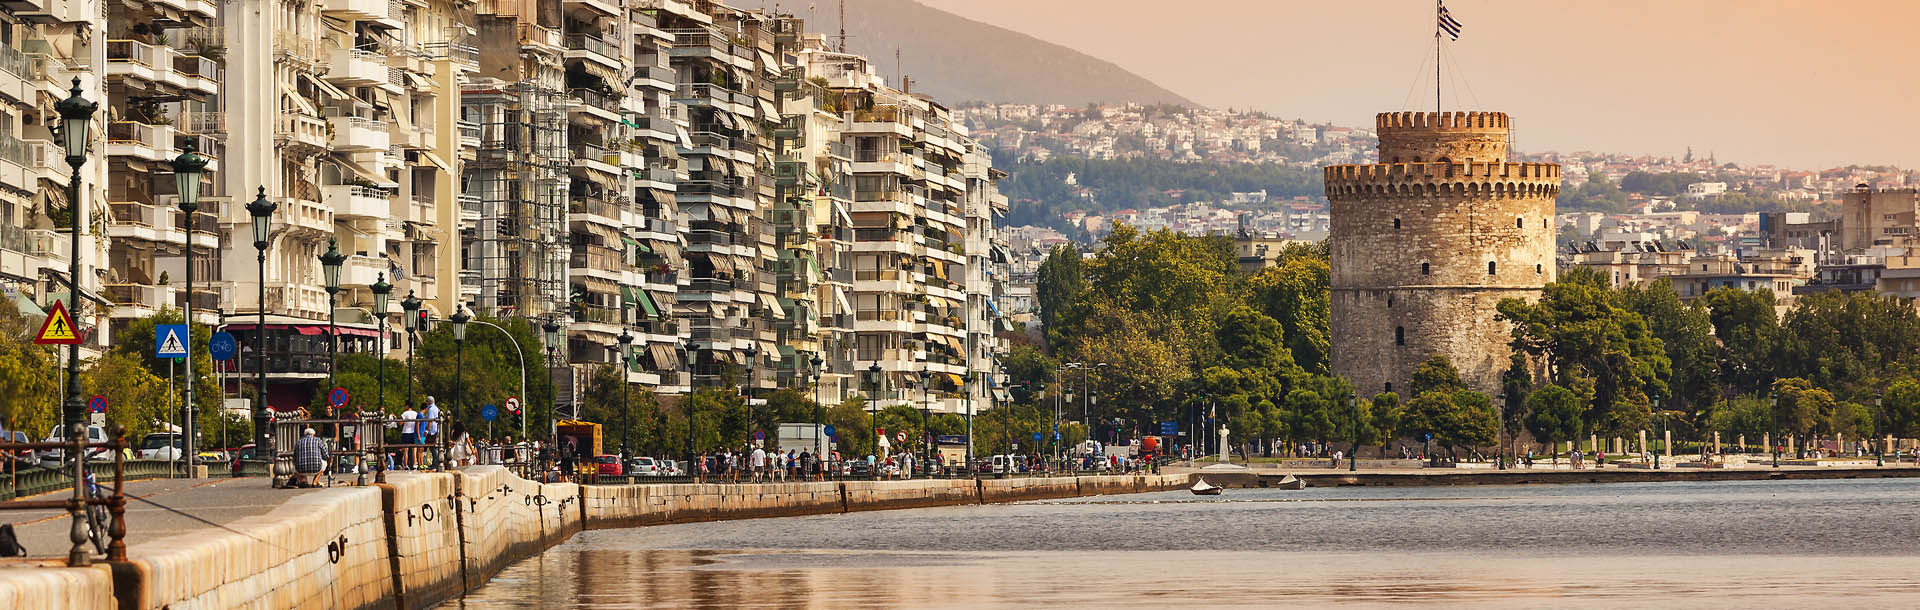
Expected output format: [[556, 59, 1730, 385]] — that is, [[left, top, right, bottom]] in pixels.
[[1438, 2, 1463, 40]]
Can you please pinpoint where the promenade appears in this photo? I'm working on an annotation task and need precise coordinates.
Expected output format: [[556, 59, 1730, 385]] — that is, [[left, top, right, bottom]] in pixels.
[[0, 468, 1187, 610]]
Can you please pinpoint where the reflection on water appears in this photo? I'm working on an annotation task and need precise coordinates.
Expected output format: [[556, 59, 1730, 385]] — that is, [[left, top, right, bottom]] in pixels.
[[450, 479, 1920, 608]]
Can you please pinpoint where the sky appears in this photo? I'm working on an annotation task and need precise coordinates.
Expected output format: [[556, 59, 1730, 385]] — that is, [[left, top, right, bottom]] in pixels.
[[917, 0, 1920, 170]]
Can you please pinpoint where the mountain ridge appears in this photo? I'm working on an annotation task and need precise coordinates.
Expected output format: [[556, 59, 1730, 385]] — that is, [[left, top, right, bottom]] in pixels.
[[830, 0, 1198, 108]]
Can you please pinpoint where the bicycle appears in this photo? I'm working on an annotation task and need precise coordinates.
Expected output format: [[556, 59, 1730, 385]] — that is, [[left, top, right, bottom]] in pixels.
[[81, 468, 108, 554]]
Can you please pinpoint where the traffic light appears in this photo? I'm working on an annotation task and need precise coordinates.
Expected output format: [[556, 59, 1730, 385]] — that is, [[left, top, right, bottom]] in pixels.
[[416, 309, 431, 332]]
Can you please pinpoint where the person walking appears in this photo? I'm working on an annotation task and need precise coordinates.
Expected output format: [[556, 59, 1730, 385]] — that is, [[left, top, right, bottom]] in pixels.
[[400, 402, 419, 469], [422, 396, 442, 469], [749, 445, 766, 482]]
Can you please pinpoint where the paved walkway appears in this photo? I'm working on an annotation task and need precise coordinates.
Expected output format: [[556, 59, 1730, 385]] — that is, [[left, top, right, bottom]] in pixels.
[[4, 476, 320, 560]]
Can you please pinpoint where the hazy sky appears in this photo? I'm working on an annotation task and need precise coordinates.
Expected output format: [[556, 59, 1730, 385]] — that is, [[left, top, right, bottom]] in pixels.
[[918, 0, 1920, 170]]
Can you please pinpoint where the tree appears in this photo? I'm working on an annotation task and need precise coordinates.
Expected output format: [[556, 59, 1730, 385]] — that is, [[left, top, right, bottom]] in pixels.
[[1331, 387, 1384, 458], [1498, 269, 1667, 437], [110, 309, 221, 434], [1771, 377, 1835, 446], [1706, 396, 1774, 441], [81, 351, 169, 440], [1035, 244, 1085, 352], [0, 298, 59, 438], [1701, 287, 1778, 396], [1368, 392, 1402, 456], [1249, 244, 1331, 373], [1000, 344, 1055, 405], [1774, 291, 1920, 397], [578, 364, 669, 456], [1410, 355, 1464, 396], [1524, 384, 1584, 457], [1620, 280, 1719, 417], [412, 316, 555, 438], [1217, 306, 1293, 373], [1881, 378, 1920, 439]]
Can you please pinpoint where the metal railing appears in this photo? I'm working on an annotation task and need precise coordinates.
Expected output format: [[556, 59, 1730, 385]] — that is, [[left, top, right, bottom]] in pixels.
[[563, 34, 616, 58], [0, 425, 131, 565]]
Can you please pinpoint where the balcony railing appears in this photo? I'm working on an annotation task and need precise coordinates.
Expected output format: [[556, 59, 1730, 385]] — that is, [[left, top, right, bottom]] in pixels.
[[105, 39, 157, 66], [569, 244, 623, 270], [173, 54, 217, 79], [855, 269, 902, 281], [563, 34, 615, 59], [569, 88, 619, 111], [569, 195, 618, 219], [856, 309, 902, 321], [421, 41, 479, 65]]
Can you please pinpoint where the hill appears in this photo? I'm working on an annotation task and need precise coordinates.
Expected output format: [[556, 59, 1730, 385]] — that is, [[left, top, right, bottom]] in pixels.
[[834, 0, 1198, 108]]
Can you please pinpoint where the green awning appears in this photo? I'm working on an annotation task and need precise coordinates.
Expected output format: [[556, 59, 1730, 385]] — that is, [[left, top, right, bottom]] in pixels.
[[637, 290, 662, 319], [621, 235, 650, 253]]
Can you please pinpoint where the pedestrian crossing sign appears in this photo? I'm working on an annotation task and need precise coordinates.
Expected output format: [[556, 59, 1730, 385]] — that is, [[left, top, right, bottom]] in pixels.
[[33, 300, 80, 345], [155, 324, 188, 359]]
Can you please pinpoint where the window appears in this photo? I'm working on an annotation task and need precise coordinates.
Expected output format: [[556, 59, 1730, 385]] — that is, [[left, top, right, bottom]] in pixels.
[[1516, 217, 1524, 228], [1421, 262, 1430, 275], [1395, 326, 1405, 346], [1538, 264, 1544, 274], [1393, 218, 1401, 230], [1387, 295, 1394, 308], [1488, 261, 1497, 275]]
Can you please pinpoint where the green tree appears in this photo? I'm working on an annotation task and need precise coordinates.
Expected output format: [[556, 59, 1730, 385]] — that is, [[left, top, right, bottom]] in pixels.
[[1774, 291, 1920, 396], [1620, 279, 1719, 416], [1410, 355, 1465, 396], [1217, 306, 1293, 372], [1524, 384, 1584, 457], [412, 316, 555, 438], [0, 298, 59, 437], [109, 309, 221, 434], [1248, 244, 1331, 373], [1706, 396, 1774, 441], [1035, 244, 1085, 351], [1368, 392, 1402, 455], [1498, 268, 1667, 436], [1771, 377, 1835, 445], [1880, 378, 1920, 439], [1000, 344, 1055, 405], [1701, 287, 1778, 396]]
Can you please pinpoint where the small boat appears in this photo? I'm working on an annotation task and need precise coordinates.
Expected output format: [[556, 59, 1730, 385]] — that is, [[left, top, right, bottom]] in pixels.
[[1274, 474, 1305, 490], [1190, 478, 1223, 495]]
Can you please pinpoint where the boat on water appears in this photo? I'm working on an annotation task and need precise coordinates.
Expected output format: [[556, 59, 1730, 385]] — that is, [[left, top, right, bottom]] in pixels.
[[1190, 478, 1223, 495], [1273, 474, 1305, 490]]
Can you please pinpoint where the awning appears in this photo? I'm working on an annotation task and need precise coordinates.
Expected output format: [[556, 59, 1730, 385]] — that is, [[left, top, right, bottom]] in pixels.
[[676, 125, 693, 148], [636, 289, 662, 319], [403, 71, 436, 91], [945, 373, 966, 388], [689, 251, 733, 275], [757, 50, 779, 74], [575, 61, 620, 82], [833, 286, 852, 315], [759, 293, 785, 319], [301, 74, 351, 101], [834, 202, 853, 226], [758, 243, 776, 260], [331, 154, 397, 188], [281, 84, 319, 115], [644, 239, 681, 261], [621, 236, 651, 254], [646, 343, 680, 371], [993, 388, 1010, 402], [758, 98, 778, 120], [931, 260, 949, 280], [713, 112, 737, 130], [986, 298, 1002, 318], [640, 188, 676, 206], [418, 150, 452, 172], [758, 341, 780, 361]]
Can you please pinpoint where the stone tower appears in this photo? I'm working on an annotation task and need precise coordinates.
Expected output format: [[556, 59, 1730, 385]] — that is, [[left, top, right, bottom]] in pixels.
[[1324, 111, 1560, 397]]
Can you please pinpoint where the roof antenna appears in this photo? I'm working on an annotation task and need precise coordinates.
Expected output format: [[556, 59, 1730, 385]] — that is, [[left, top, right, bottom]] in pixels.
[[837, 0, 848, 52]]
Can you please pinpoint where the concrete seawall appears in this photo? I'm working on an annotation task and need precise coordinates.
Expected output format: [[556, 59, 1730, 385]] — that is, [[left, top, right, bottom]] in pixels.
[[0, 471, 1185, 609]]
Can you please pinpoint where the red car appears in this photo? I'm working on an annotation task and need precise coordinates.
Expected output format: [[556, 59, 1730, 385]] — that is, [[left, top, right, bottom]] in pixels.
[[594, 454, 622, 476]]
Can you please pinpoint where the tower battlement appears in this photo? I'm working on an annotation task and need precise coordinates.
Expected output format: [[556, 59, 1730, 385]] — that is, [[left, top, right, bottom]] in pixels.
[[1374, 111, 1512, 164]]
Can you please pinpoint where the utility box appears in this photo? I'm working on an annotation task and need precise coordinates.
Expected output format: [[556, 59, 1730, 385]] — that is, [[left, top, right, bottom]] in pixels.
[[777, 423, 826, 453]]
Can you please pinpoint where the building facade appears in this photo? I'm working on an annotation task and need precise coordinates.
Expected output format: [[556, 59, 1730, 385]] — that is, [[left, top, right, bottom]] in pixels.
[[1324, 111, 1560, 396]]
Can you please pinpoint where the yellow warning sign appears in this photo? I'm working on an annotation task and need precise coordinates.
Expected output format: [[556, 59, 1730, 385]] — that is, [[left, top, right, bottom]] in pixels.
[[34, 300, 80, 345]]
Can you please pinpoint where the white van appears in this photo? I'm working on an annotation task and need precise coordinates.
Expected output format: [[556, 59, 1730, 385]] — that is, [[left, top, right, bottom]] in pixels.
[[39, 425, 109, 463]]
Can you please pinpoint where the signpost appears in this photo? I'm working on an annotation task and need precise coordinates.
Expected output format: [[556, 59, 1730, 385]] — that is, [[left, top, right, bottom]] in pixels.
[[481, 404, 498, 439], [88, 395, 107, 413], [34, 300, 79, 345], [329, 387, 350, 409], [208, 331, 236, 361], [1160, 421, 1178, 435], [504, 396, 521, 415], [155, 324, 188, 359]]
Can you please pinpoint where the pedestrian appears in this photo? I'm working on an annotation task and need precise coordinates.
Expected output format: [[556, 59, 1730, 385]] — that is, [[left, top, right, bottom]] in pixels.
[[400, 402, 419, 469], [448, 421, 472, 468], [292, 428, 329, 488], [422, 396, 442, 469], [559, 440, 576, 483]]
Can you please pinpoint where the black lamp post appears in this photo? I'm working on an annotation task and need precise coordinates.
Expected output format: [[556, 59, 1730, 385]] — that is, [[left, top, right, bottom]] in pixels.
[[616, 328, 633, 458], [370, 273, 391, 411], [1875, 398, 1884, 467], [683, 337, 699, 474], [449, 307, 470, 471], [1771, 395, 1780, 468], [810, 354, 824, 459], [1495, 393, 1507, 470], [400, 290, 421, 416], [866, 362, 882, 458], [544, 317, 561, 450], [54, 77, 93, 434], [1348, 393, 1359, 472], [171, 140, 207, 474], [318, 239, 345, 401], [917, 368, 931, 476], [245, 187, 276, 456]]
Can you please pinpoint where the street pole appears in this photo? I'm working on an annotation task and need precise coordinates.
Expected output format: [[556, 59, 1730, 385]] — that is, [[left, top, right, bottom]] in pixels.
[[55, 78, 93, 437], [684, 338, 700, 476], [1495, 393, 1506, 470], [172, 142, 206, 478], [1348, 394, 1358, 472], [450, 307, 470, 472], [319, 240, 344, 448], [246, 188, 275, 459], [617, 328, 633, 459]]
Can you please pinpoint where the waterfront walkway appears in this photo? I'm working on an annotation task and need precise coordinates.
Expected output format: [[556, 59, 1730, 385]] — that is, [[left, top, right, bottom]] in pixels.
[[3, 476, 316, 559]]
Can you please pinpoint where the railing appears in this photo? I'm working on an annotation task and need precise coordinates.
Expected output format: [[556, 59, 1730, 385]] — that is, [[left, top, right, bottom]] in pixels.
[[569, 244, 623, 270], [856, 309, 903, 321], [0, 427, 133, 564], [519, 23, 562, 48], [675, 83, 742, 102], [569, 88, 619, 111], [0, 43, 32, 79], [854, 228, 898, 242], [681, 180, 744, 197], [575, 302, 622, 324], [564, 34, 616, 58], [855, 269, 902, 281], [182, 112, 224, 134], [174, 54, 217, 79], [666, 28, 731, 53], [685, 228, 734, 246], [422, 41, 479, 65], [105, 39, 157, 66], [688, 131, 733, 150]]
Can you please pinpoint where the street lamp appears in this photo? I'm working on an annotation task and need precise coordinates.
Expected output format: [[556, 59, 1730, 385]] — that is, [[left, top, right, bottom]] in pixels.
[[1495, 393, 1507, 470], [867, 362, 882, 457], [318, 239, 345, 398], [1875, 398, 1884, 467], [400, 290, 422, 416], [742, 344, 758, 447], [245, 187, 277, 456], [54, 77, 93, 436], [1770, 396, 1780, 468], [1348, 393, 1359, 472], [810, 354, 825, 460], [370, 274, 391, 410], [169, 141, 207, 475], [450, 306, 470, 471], [616, 328, 633, 458], [918, 368, 932, 476], [683, 337, 699, 474]]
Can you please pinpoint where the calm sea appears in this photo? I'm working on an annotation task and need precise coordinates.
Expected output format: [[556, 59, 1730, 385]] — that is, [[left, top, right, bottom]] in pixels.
[[447, 478, 1920, 608]]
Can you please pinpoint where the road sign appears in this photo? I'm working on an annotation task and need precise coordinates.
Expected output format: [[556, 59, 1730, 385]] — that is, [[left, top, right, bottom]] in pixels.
[[894, 431, 907, 443], [34, 300, 79, 345], [328, 387, 349, 408], [1054, 432, 1061, 441], [209, 331, 236, 361], [1160, 421, 1178, 435], [504, 396, 521, 415], [88, 395, 107, 413], [155, 324, 188, 359], [1032, 432, 1043, 442], [481, 404, 499, 421], [1423, 432, 1434, 442], [823, 424, 836, 438], [753, 430, 766, 441]]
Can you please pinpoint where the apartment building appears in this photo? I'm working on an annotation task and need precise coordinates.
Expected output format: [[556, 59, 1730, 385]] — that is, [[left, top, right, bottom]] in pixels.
[[219, 0, 469, 408], [0, 3, 110, 358]]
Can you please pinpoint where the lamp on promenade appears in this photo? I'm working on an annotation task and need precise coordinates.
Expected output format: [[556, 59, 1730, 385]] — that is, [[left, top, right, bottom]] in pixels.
[[369, 273, 390, 483], [742, 343, 758, 448], [1495, 393, 1507, 470], [683, 337, 699, 475], [401, 290, 421, 416], [1875, 398, 1884, 467], [544, 317, 563, 451], [810, 354, 825, 460], [450, 306, 470, 471], [1347, 392, 1358, 472], [1771, 396, 1780, 468], [866, 362, 882, 457], [616, 327, 633, 459], [54, 78, 93, 434], [245, 188, 277, 456], [171, 141, 207, 476], [917, 368, 932, 476], [319, 240, 344, 392]]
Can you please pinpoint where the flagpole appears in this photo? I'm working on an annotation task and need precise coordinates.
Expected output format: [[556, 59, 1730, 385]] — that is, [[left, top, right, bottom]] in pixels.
[[1435, 0, 1441, 113]]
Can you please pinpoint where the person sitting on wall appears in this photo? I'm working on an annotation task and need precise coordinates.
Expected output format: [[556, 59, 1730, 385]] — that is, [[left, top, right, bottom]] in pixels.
[[292, 428, 329, 488]]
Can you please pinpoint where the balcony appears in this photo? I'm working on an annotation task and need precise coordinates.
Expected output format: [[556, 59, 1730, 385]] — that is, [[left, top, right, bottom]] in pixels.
[[563, 34, 619, 70], [107, 202, 184, 247], [105, 40, 168, 86], [105, 283, 173, 318], [342, 255, 385, 287], [319, 0, 399, 24], [275, 196, 333, 237], [325, 48, 387, 86], [328, 116, 389, 151], [569, 194, 620, 222], [567, 88, 621, 123], [278, 114, 328, 150], [569, 244, 622, 271], [323, 183, 391, 219], [562, 0, 620, 18], [106, 121, 172, 163], [457, 120, 481, 148], [422, 41, 478, 70]]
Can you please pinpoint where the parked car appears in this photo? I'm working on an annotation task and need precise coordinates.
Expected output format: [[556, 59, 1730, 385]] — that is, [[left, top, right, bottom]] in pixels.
[[659, 459, 683, 476], [594, 454, 622, 476], [845, 459, 872, 478], [38, 425, 109, 463], [626, 456, 660, 476], [137, 433, 185, 460]]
